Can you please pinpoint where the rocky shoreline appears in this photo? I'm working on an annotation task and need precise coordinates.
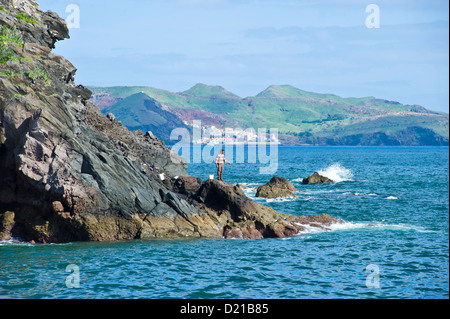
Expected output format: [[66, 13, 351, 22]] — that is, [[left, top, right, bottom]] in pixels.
[[0, 0, 344, 243]]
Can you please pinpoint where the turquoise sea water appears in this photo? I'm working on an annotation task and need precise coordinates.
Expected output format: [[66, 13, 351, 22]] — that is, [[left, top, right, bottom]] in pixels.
[[1, 146, 448, 299]]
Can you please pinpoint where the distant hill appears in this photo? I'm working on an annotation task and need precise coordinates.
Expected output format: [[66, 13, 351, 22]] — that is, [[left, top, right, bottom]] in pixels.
[[182, 83, 241, 99], [90, 84, 449, 146], [102, 92, 189, 143]]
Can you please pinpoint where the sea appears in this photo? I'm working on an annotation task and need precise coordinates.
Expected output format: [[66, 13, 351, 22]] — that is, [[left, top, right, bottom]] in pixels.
[[1, 146, 448, 299]]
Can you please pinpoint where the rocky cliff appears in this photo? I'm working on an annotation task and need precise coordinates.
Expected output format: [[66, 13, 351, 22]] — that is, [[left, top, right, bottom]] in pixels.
[[0, 0, 342, 243]]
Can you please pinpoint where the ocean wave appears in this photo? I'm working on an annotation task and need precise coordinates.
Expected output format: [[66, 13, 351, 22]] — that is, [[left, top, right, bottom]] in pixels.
[[291, 163, 354, 184], [343, 192, 379, 197], [0, 238, 74, 246], [371, 223, 438, 233], [238, 182, 261, 189], [317, 163, 354, 183], [263, 196, 300, 203], [0, 238, 34, 247], [386, 196, 398, 200], [294, 220, 370, 235], [293, 220, 438, 236]]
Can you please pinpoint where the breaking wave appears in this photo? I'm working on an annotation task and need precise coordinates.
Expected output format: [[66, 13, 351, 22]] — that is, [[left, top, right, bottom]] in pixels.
[[317, 163, 354, 183], [293, 220, 439, 236]]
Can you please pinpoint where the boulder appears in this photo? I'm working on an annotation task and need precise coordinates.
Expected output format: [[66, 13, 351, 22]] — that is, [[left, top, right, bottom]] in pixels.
[[256, 176, 298, 198], [296, 214, 342, 226], [302, 172, 333, 184], [195, 180, 305, 239], [173, 176, 203, 197]]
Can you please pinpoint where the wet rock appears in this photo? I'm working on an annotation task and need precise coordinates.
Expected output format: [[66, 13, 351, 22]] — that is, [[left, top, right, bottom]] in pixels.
[[302, 172, 333, 184], [0, 211, 15, 241], [256, 176, 298, 198], [195, 180, 306, 239], [296, 214, 343, 227], [173, 176, 203, 197]]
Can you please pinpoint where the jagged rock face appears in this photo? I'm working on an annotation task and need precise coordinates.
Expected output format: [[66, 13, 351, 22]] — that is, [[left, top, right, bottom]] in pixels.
[[0, 0, 345, 243], [0, 0, 69, 49], [256, 176, 298, 198], [0, 1, 192, 242]]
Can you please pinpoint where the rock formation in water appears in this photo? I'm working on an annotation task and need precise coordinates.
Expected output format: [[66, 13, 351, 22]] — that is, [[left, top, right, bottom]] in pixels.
[[302, 172, 334, 184], [0, 0, 343, 243], [256, 176, 298, 198], [193, 180, 341, 239]]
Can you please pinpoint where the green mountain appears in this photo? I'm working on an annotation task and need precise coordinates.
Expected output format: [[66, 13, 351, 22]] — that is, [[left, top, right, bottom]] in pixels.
[[90, 84, 449, 146], [183, 83, 241, 99], [102, 92, 189, 143]]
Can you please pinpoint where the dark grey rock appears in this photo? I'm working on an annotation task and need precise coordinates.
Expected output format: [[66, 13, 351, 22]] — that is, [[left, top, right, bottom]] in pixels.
[[302, 172, 334, 184]]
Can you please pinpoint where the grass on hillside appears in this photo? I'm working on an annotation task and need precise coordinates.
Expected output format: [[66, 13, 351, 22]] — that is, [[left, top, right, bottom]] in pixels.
[[88, 85, 449, 140], [17, 12, 38, 24]]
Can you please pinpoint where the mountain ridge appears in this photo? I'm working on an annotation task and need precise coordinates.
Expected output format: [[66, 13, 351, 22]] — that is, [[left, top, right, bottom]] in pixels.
[[182, 83, 241, 99], [102, 92, 189, 142], [89, 84, 449, 146]]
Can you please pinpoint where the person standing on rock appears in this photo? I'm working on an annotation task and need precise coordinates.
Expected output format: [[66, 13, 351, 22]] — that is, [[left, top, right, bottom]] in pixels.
[[215, 149, 231, 181]]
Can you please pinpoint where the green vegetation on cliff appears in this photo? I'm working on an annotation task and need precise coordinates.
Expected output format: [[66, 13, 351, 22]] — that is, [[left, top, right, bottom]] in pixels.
[[0, 25, 23, 63], [16, 12, 38, 24]]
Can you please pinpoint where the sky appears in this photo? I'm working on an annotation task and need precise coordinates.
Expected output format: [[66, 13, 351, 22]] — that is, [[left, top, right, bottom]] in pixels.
[[37, 0, 449, 113]]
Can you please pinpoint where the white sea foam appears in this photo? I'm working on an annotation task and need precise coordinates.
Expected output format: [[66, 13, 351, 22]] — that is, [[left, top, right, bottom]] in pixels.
[[373, 223, 438, 233], [0, 238, 34, 246], [239, 182, 260, 189], [317, 163, 354, 183], [0, 238, 72, 246], [238, 183, 260, 195], [293, 220, 438, 236], [327, 221, 370, 231], [386, 196, 398, 200], [294, 220, 370, 235], [264, 196, 300, 203], [343, 192, 379, 197]]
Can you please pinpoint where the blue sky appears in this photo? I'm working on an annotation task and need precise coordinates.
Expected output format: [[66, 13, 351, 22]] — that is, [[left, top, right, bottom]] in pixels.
[[37, 0, 449, 113]]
